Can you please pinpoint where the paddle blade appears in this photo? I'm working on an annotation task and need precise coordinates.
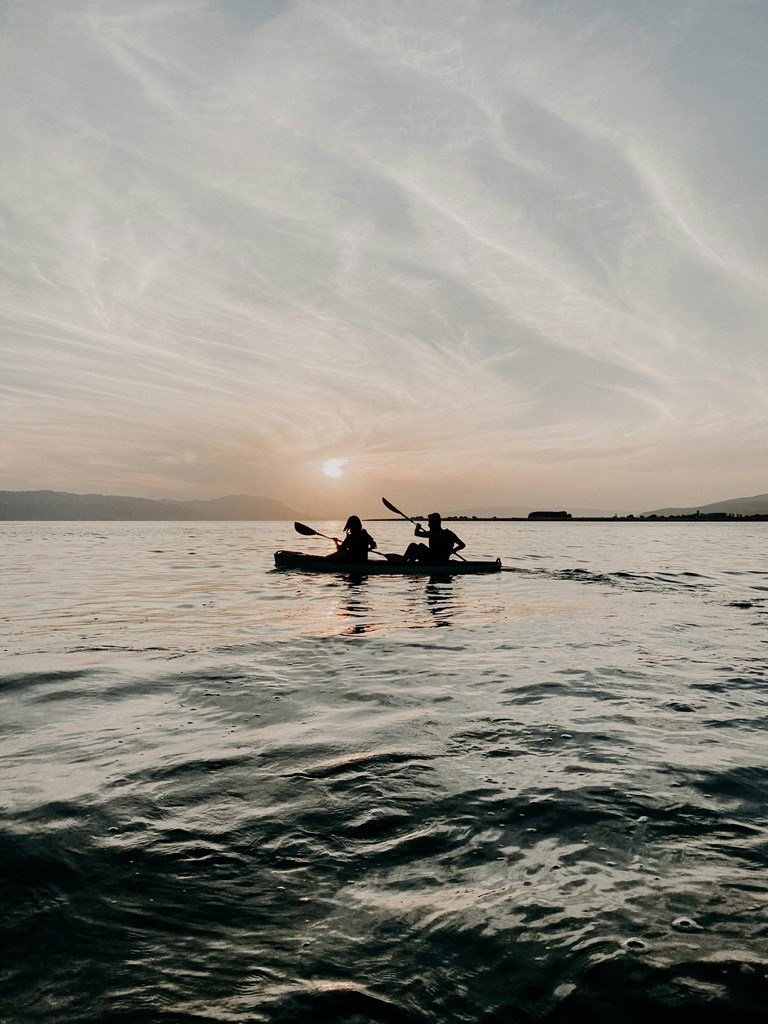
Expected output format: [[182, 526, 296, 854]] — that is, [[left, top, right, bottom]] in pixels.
[[372, 550, 405, 563], [294, 521, 319, 537], [382, 497, 408, 519]]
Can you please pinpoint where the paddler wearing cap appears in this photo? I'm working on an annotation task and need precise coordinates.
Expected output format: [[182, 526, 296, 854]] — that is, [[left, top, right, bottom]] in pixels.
[[402, 512, 466, 565]]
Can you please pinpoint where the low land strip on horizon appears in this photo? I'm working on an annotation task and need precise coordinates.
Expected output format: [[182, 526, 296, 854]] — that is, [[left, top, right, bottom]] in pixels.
[[2, 490, 768, 522]]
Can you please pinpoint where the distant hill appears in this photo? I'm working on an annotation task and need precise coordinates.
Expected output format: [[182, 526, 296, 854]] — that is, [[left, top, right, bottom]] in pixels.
[[0, 490, 297, 521], [647, 492, 768, 517]]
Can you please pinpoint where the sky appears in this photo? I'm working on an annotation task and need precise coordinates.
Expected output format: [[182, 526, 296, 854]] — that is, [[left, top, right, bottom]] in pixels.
[[1, 0, 767, 518]]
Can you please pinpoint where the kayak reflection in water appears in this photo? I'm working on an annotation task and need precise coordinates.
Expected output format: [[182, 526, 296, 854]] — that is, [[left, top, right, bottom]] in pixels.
[[326, 515, 378, 562], [403, 512, 465, 564]]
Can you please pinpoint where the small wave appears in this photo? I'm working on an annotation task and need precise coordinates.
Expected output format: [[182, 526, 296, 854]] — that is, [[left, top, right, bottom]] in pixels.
[[501, 565, 693, 593], [296, 749, 432, 780], [264, 980, 415, 1024], [550, 951, 768, 1023], [0, 669, 94, 694]]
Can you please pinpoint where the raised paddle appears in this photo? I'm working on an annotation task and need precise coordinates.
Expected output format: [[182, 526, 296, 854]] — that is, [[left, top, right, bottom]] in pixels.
[[294, 521, 339, 544], [381, 497, 468, 561], [293, 522, 402, 563]]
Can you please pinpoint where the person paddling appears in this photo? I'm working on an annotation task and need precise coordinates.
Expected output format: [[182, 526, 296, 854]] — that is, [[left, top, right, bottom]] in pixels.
[[327, 515, 377, 563], [402, 512, 465, 565]]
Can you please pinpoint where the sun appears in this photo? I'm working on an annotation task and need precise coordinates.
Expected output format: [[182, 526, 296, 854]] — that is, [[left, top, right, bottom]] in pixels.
[[321, 458, 347, 478]]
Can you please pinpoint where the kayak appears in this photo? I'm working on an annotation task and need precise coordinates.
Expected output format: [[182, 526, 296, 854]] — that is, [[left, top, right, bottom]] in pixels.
[[274, 550, 502, 575]]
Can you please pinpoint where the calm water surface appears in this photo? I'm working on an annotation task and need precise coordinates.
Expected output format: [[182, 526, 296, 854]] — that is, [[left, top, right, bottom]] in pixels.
[[2, 521, 767, 1023]]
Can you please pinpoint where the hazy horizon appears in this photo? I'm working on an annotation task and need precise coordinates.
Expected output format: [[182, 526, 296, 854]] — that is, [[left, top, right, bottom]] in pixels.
[[2, 1, 767, 519]]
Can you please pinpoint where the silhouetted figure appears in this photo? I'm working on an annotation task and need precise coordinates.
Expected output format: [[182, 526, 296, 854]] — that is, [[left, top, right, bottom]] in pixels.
[[327, 515, 377, 562], [403, 512, 465, 564]]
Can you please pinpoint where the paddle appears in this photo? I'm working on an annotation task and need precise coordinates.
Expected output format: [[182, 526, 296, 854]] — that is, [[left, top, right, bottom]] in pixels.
[[381, 497, 468, 561], [294, 521, 339, 545], [293, 522, 402, 563]]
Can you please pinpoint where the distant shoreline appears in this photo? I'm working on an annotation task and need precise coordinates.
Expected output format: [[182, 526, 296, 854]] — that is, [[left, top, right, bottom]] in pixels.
[[2, 515, 767, 523], [4, 490, 768, 522], [371, 515, 768, 523]]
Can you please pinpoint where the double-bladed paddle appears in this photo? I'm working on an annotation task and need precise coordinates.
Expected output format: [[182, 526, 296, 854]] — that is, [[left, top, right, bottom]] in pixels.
[[381, 497, 468, 561], [293, 522, 402, 563]]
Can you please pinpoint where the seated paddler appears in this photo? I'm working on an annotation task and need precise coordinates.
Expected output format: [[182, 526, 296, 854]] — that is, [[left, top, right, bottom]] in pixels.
[[402, 512, 465, 564], [327, 515, 377, 562]]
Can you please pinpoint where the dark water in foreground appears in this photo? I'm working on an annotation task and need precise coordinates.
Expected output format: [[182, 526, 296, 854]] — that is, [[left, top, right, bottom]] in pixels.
[[2, 521, 768, 1023]]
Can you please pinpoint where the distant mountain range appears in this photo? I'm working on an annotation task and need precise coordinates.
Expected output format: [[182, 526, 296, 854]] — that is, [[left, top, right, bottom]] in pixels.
[[646, 493, 768, 517], [3, 489, 767, 522], [451, 492, 768, 519], [0, 490, 297, 521]]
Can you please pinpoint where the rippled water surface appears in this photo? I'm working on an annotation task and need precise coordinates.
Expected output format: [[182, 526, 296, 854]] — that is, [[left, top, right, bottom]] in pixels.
[[2, 521, 768, 1023]]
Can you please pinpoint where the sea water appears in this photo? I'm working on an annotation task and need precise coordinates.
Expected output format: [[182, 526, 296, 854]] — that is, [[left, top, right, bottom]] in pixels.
[[2, 520, 767, 1023]]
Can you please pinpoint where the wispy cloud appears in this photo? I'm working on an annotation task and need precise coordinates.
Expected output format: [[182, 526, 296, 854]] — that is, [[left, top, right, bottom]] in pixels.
[[1, 0, 767, 514]]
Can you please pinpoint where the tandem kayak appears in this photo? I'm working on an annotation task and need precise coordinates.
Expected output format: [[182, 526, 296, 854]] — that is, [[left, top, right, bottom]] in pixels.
[[274, 550, 502, 575]]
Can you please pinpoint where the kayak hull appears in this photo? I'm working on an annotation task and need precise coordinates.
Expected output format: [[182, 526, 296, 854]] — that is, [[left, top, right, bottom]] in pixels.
[[274, 550, 502, 575]]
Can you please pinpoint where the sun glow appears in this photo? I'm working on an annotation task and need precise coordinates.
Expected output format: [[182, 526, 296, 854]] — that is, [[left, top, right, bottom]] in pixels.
[[321, 458, 347, 478]]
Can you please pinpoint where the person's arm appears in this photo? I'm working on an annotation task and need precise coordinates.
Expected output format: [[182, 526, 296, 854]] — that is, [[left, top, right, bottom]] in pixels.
[[368, 533, 377, 551], [414, 523, 429, 538], [452, 533, 466, 553]]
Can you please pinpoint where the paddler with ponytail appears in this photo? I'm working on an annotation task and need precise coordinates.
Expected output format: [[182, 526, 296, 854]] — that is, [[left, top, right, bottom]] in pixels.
[[326, 515, 377, 563]]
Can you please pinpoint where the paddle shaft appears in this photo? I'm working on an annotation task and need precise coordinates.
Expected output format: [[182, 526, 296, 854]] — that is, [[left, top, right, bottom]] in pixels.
[[294, 521, 398, 561]]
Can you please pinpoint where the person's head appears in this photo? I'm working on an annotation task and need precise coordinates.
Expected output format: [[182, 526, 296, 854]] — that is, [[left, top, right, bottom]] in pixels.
[[344, 515, 363, 533], [427, 512, 442, 527]]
